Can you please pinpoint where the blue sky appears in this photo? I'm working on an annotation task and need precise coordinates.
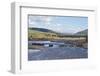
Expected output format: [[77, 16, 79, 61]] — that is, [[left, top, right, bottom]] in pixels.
[[28, 15, 88, 34]]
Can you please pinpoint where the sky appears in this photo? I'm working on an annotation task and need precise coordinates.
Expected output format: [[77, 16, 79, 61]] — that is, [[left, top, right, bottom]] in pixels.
[[28, 15, 88, 34]]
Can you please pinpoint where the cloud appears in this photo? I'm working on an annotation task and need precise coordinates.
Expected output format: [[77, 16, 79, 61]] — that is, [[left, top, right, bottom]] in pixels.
[[40, 16, 52, 25], [29, 16, 53, 25], [29, 19, 36, 25]]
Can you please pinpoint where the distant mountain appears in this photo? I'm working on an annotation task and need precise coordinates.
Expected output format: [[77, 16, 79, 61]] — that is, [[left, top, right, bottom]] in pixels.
[[29, 27, 56, 33], [29, 27, 74, 36], [75, 29, 88, 35], [29, 27, 88, 37]]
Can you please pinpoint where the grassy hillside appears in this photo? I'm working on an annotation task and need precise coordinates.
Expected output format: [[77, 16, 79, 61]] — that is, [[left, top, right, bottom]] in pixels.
[[28, 28, 58, 40], [28, 28, 88, 41]]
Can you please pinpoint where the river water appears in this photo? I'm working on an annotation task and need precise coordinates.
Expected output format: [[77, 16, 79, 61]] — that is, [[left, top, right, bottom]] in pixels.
[[28, 46, 88, 61]]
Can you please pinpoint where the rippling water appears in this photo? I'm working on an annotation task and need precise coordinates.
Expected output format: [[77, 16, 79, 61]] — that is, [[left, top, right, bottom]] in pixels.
[[28, 47, 88, 61]]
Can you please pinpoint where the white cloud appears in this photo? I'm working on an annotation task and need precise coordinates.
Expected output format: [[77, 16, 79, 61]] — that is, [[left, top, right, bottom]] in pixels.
[[41, 16, 52, 25], [29, 19, 36, 25], [29, 16, 53, 26]]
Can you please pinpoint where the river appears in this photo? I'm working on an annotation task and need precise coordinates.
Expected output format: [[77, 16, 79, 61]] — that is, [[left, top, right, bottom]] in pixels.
[[28, 46, 88, 61]]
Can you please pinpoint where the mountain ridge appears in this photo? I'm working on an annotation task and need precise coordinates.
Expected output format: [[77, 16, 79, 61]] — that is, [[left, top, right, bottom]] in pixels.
[[75, 29, 88, 35], [29, 27, 88, 36], [29, 27, 56, 33]]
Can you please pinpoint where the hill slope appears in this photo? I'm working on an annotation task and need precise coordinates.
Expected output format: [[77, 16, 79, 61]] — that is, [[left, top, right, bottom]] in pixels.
[[75, 29, 88, 35], [28, 28, 58, 40], [29, 27, 56, 33]]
